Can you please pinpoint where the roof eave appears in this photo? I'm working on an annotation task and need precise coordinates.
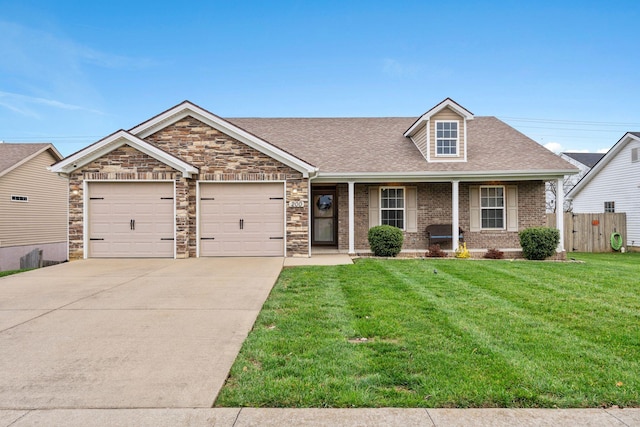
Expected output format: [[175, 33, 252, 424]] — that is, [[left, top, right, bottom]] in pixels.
[[567, 132, 640, 199], [1, 144, 62, 178], [129, 101, 317, 176], [50, 131, 199, 178], [404, 98, 475, 137], [313, 169, 577, 183]]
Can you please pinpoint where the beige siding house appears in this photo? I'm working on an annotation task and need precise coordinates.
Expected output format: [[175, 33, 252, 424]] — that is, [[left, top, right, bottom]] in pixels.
[[51, 98, 578, 260], [0, 143, 67, 270]]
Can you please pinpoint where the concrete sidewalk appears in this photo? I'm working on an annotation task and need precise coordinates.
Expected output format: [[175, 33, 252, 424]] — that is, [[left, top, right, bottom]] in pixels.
[[1, 407, 638, 426]]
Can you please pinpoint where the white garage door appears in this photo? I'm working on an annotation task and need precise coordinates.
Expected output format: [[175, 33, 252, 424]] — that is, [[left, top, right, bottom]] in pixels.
[[88, 182, 174, 258], [199, 183, 285, 256]]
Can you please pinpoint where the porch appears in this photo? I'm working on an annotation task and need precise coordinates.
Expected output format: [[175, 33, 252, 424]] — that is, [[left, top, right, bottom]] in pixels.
[[309, 179, 566, 256]]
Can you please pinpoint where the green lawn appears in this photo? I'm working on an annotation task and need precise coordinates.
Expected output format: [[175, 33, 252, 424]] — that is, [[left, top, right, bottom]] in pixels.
[[0, 269, 30, 278], [215, 253, 640, 408]]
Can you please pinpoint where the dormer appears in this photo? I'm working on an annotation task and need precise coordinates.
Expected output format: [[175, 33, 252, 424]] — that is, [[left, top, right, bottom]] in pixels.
[[404, 98, 474, 162]]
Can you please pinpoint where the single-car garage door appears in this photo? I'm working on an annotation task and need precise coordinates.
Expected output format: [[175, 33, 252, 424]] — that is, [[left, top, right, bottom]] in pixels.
[[88, 182, 174, 258], [199, 182, 285, 256]]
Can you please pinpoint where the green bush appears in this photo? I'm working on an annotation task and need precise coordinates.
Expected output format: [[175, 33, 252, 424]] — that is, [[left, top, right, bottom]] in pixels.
[[519, 227, 560, 260], [368, 225, 404, 257]]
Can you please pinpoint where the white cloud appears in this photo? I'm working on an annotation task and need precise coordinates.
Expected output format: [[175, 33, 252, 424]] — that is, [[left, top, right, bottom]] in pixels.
[[0, 91, 103, 118], [544, 142, 563, 153], [597, 148, 609, 153]]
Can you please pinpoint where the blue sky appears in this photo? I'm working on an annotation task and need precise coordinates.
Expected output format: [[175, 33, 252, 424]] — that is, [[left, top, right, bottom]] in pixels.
[[1, 0, 639, 156]]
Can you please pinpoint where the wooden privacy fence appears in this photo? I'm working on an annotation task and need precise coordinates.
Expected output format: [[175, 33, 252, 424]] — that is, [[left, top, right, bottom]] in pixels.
[[547, 213, 627, 252]]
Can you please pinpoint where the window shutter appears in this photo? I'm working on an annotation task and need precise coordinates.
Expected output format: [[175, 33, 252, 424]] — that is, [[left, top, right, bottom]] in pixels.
[[406, 187, 417, 232], [469, 186, 480, 232], [506, 185, 518, 232], [369, 187, 379, 228]]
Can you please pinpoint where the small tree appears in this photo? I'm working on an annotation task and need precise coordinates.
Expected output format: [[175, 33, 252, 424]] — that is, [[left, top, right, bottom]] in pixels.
[[368, 225, 404, 257], [519, 227, 560, 260]]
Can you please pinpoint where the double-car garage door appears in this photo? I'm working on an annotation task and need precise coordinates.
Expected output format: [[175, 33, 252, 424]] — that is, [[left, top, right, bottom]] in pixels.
[[87, 182, 284, 258]]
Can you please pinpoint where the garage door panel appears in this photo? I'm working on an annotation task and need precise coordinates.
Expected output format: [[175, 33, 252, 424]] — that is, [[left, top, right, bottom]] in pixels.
[[199, 183, 285, 257], [88, 182, 174, 258]]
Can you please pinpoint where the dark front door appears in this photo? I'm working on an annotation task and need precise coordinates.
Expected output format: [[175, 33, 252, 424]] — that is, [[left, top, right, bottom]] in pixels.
[[312, 188, 337, 246]]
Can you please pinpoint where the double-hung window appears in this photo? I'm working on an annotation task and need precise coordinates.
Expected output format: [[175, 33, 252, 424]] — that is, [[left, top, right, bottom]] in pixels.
[[436, 121, 458, 156], [380, 187, 404, 229], [480, 186, 505, 229]]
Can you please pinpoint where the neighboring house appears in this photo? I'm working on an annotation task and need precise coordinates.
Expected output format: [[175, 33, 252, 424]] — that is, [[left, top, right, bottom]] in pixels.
[[0, 143, 68, 271], [546, 152, 605, 212], [568, 132, 640, 250], [50, 98, 578, 260]]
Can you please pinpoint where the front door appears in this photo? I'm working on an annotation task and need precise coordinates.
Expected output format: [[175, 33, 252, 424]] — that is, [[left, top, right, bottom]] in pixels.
[[312, 188, 337, 246]]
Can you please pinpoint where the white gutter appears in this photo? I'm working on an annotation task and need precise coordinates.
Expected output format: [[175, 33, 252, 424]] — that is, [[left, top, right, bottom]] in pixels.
[[312, 169, 579, 183]]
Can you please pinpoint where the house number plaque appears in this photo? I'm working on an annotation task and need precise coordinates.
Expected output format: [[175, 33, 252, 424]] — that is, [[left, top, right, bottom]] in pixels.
[[288, 201, 304, 208]]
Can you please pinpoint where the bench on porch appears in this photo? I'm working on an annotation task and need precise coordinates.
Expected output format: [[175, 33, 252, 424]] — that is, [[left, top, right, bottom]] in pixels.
[[426, 224, 464, 248]]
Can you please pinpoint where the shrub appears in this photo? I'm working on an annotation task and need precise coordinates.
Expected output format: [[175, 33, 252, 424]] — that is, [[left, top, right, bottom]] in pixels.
[[519, 227, 560, 260], [426, 244, 448, 258], [483, 248, 504, 259], [368, 225, 404, 257]]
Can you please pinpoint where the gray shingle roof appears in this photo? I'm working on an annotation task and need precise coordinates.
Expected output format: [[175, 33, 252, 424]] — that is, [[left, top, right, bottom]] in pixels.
[[227, 116, 577, 175], [562, 152, 605, 168], [0, 143, 56, 177]]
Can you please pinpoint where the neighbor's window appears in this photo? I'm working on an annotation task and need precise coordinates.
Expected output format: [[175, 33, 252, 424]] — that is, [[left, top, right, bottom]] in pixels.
[[11, 195, 28, 202], [481, 186, 505, 229], [604, 201, 615, 213], [436, 121, 458, 156], [380, 187, 404, 229], [632, 147, 639, 163]]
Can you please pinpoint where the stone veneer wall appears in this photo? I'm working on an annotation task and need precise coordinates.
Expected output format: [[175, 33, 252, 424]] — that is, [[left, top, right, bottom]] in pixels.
[[338, 180, 546, 253], [68, 116, 309, 259], [68, 146, 180, 260]]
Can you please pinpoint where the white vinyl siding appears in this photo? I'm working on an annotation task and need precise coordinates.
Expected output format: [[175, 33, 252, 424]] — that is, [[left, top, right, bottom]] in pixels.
[[469, 185, 518, 232], [572, 140, 640, 246], [0, 151, 67, 247]]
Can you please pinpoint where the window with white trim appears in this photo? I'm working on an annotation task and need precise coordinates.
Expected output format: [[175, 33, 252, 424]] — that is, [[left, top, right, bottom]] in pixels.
[[480, 186, 505, 229], [632, 147, 639, 163], [11, 195, 28, 202], [380, 187, 404, 229], [604, 201, 615, 213], [436, 121, 458, 156]]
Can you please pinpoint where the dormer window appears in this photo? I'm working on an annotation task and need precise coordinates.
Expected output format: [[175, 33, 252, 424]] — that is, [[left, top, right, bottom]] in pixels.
[[436, 121, 458, 156]]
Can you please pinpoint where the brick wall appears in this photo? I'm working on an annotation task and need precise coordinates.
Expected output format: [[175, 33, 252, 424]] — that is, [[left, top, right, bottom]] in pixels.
[[68, 116, 309, 259], [334, 180, 546, 254]]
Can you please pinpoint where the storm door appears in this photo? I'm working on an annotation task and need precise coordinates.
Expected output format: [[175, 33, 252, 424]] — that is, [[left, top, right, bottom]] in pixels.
[[312, 188, 337, 246]]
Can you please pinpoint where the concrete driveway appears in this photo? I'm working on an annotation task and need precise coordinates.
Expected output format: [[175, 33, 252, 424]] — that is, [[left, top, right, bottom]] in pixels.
[[0, 258, 282, 409]]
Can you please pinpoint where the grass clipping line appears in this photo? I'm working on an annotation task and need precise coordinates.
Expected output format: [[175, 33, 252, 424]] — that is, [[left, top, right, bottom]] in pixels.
[[215, 253, 640, 409]]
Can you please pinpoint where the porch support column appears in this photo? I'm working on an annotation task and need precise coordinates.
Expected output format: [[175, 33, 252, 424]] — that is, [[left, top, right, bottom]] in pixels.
[[451, 180, 460, 251], [348, 181, 355, 254], [556, 177, 565, 252]]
